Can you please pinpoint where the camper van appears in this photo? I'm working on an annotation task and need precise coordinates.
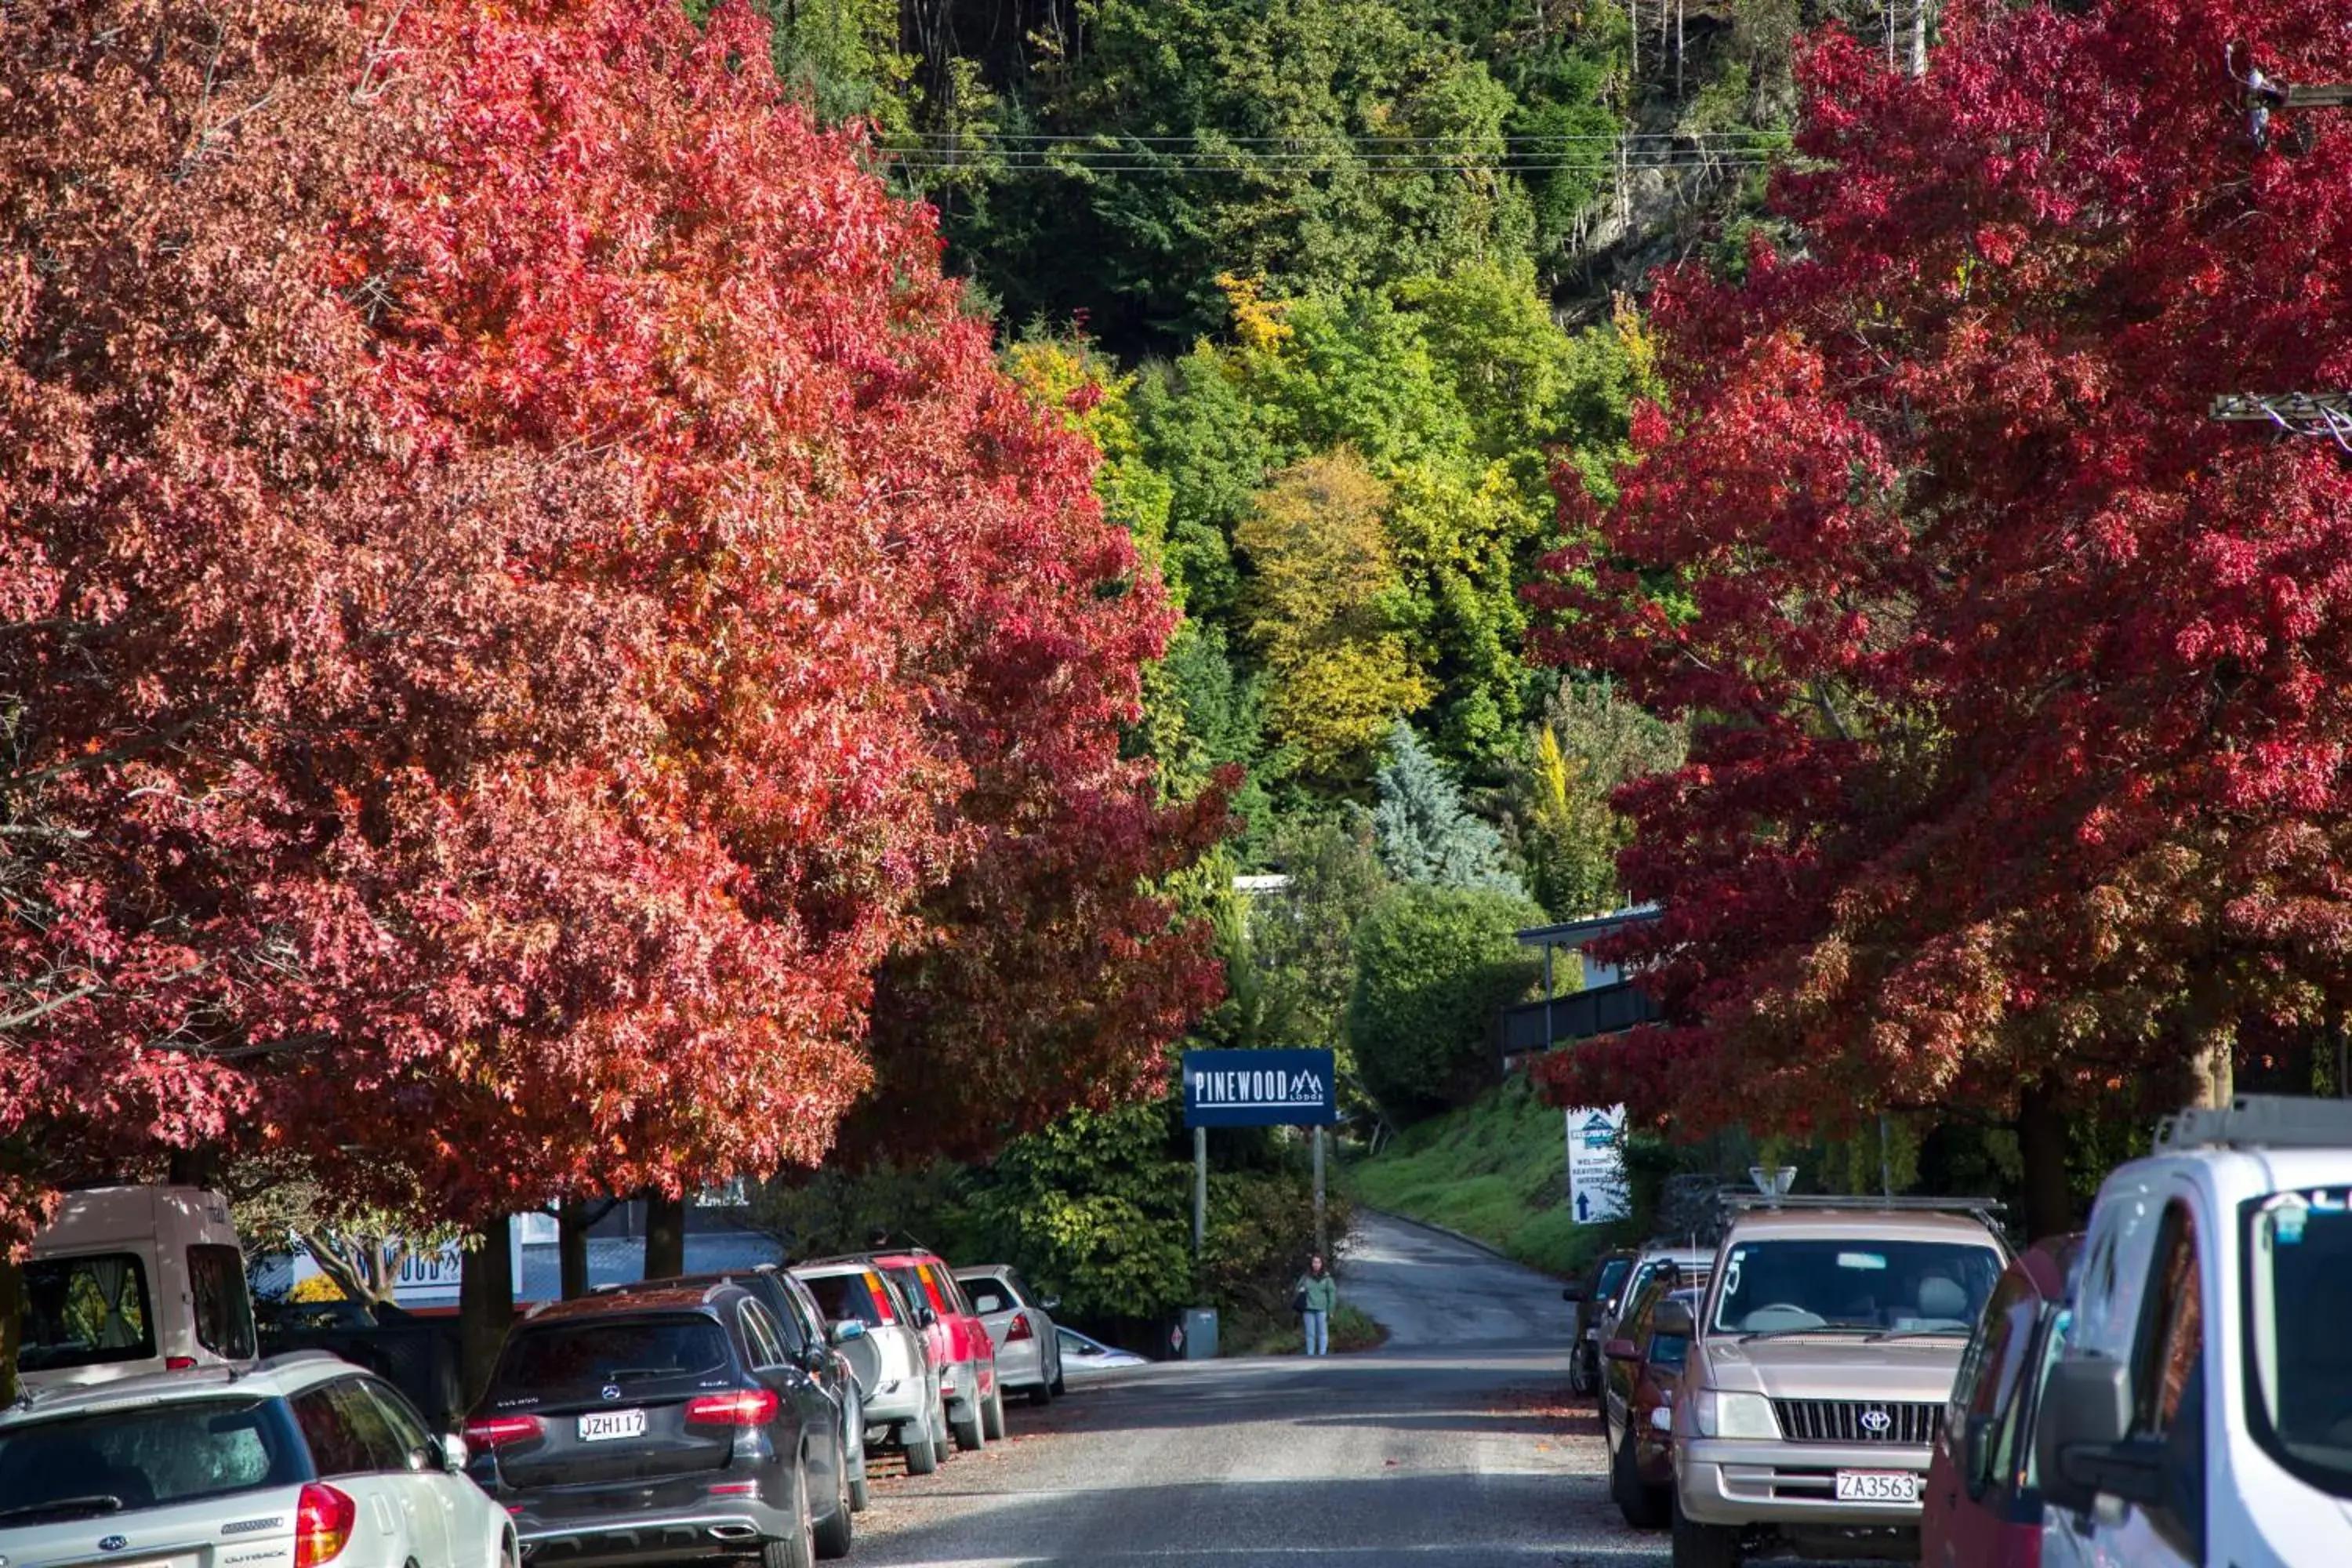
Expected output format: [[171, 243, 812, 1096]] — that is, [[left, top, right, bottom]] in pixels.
[[16, 1185, 257, 1392]]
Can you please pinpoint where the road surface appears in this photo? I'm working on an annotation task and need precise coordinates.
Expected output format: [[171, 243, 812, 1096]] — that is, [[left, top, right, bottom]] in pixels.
[[850, 1210, 1665, 1567]]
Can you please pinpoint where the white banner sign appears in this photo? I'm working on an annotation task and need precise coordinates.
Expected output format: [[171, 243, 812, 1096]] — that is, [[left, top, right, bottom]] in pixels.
[[1566, 1105, 1630, 1225]]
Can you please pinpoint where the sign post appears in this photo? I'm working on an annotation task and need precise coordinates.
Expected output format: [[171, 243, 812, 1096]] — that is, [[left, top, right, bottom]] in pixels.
[[1181, 1047, 1341, 1263], [1564, 1104, 1631, 1225]]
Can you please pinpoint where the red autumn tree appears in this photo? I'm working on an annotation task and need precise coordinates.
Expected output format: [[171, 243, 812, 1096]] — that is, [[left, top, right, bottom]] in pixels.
[[1530, 0, 2352, 1236], [0, 0, 1220, 1360]]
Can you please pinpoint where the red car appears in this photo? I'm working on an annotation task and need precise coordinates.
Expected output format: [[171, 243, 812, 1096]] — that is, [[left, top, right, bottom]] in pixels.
[[865, 1250, 1000, 1453], [1601, 1283, 1698, 1529], [1919, 1233, 2081, 1568]]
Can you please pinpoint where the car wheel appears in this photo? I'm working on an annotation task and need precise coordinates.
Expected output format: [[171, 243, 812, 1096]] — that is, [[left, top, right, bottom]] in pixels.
[[950, 1395, 986, 1451], [1669, 1497, 1742, 1568], [759, 1462, 817, 1568], [1613, 1425, 1669, 1530], [982, 1382, 1006, 1440], [1050, 1364, 1065, 1397], [1568, 1346, 1594, 1396], [902, 1417, 939, 1475], [812, 1438, 855, 1560], [1029, 1379, 1053, 1406]]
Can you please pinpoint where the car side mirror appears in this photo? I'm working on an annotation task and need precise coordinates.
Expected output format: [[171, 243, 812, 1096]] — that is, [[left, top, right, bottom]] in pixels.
[[1651, 1300, 1696, 1338], [1602, 1338, 1640, 1364], [917, 1306, 938, 1329], [1962, 1411, 1996, 1499], [2036, 1359, 2136, 1515], [1561, 1283, 1587, 1303], [438, 1433, 470, 1474], [828, 1319, 868, 1345], [1040, 1297, 1062, 1314]]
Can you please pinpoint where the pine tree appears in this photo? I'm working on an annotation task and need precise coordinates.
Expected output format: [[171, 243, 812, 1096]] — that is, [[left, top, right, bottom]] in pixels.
[[1370, 721, 1525, 897]]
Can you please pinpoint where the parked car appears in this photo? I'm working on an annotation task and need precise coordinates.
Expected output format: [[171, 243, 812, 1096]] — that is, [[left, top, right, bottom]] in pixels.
[[1563, 1247, 1636, 1396], [1596, 1244, 1715, 1407], [796, 1261, 952, 1475], [463, 1283, 854, 1566], [1055, 1327, 1147, 1377], [0, 1351, 506, 1568], [2038, 1095, 2352, 1568], [604, 1267, 869, 1513], [1921, 1234, 2080, 1568], [17, 1185, 256, 1392], [1602, 1284, 1700, 1529], [1668, 1195, 2009, 1568], [856, 1250, 1000, 1450], [954, 1264, 1065, 1406]]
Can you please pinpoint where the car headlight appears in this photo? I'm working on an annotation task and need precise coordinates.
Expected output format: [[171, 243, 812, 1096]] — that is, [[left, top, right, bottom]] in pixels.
[[1650, 1404, 1674, 1432], [1690, 1389, 1778, 1439]]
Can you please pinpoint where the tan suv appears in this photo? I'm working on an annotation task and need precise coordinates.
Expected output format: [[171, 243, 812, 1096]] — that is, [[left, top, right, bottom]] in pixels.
[[1664, 1196, 2009, 1568]]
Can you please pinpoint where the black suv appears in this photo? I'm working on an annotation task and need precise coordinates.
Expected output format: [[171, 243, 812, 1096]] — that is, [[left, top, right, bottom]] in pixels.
[[464, 1284, 854, 1566], [604, 1267, 869, 1512]]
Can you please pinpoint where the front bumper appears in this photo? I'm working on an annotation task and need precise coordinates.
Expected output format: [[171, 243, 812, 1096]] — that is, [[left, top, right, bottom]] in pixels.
[[1677, 1437, 1932, 1527]]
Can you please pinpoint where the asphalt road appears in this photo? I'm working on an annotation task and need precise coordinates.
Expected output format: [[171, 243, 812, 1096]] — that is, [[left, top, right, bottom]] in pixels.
[[849, 1210, 1670, 1567]]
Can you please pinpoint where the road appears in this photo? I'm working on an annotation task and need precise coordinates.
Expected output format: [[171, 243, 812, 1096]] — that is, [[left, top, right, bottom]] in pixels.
[[850, 1210, 1664, 1567]]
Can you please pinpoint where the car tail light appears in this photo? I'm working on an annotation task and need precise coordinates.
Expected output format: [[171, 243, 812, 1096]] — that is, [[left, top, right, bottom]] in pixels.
[[294, 1484, 356, 1568], [463, 1414, 546, 1450], [165, 1355, 198, 1370], [685, 1388, 780, 1427], [1006, 1311, 1033, 1342], [864, 1270, 896, 1324]]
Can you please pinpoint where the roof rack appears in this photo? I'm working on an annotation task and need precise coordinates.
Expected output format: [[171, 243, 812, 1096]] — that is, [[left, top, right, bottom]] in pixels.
[[1725, 1194, 2005, 1216], [2155, 1094, 2352, 1152]]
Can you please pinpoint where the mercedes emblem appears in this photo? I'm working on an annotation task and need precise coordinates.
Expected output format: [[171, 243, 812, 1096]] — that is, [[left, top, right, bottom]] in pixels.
[[1859, 1406, 1893, 1436], [601, 1384, 622, 1401]]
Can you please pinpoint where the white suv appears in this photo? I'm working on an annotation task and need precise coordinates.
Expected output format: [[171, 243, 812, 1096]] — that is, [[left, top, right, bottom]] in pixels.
[[2038, 1095, 2352, 1568], [0, 1352, 510, 1568]]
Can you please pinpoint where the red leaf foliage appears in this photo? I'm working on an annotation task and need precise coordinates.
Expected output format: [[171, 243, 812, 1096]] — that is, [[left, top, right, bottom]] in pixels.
[[1530, 0, 2352, 1139], [0, 0, 1217, 1250]]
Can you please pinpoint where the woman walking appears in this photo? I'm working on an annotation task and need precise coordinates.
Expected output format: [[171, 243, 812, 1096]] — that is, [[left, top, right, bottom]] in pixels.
[[1294, 1254, 1338, 1356]]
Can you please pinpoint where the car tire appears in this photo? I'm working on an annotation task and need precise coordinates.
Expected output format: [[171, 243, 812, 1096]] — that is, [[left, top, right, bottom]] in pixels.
[[1051, 1364, 1065, 1397], [1669, 1497, 1742, 1568], [982, 1383, 1007, 1440], [760, 1463, 818, 1568], [950, 1396, 986, 1451], [1029, 1380, 1053, 1406], [1612, 1425, 1669, 1530], [813, 1439, 855, 1560], [1568, 1347, 1594, 1397], [902, 1420, 939, 1475]]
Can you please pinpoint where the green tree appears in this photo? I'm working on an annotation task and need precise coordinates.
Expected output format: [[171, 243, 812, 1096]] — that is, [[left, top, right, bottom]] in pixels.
[[1348, 883, 1545, 1120], [1235, 451, 1434, 782], [1371, 721, 1524, 896], [1252, 815, 1392, 1052], [1510, 679, 1687, 919]]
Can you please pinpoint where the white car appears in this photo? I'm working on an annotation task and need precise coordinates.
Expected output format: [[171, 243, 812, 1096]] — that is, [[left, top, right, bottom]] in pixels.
[[955, 1264, 1065, 1404], [1055, 1327, 1146, 1377], [2039, 1094, 2352, 1568], [0, 1351, 510, 1568]]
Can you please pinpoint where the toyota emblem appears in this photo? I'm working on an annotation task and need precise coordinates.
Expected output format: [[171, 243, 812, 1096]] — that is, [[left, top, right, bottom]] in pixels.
[[601, 1384, 622, 1401], [97, 1539, 129, 1555], [1859, 1406, 1893, 1436]]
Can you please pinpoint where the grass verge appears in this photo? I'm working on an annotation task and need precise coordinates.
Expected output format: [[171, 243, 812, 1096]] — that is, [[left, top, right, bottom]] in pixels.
[[1344, 1075, 1632, 1278], [1222, 1301, 1388, 1356]]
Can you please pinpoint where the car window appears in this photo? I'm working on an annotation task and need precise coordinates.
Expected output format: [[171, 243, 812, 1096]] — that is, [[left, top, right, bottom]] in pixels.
[[778, 1276, 829, 1348], [291, 1384, 376, 1475], [1594, 1257, 1632, 1301], [18, 1252, 155, 1373], [886, 1265, 935, 1318], [1711, 1238, 2003, 1334], [496, 1316, 734, 1392], [801, 1271, 884, 1327], [1950, 1269, 2031, 1429], [742, 1280, 806, 1354], [2245, 1185, 2352, 1499], [964, 1276, 1011, 1314], [2129, 1203, 2206, 1558], [922, 1264, 967, 1314], [188, 1243, 256, 1360], [741, 1301, 789, 1369], [359, 1379, 434, 1461], [0, 1397, 305, 1512], [2008, 1306, 2071, 1492]]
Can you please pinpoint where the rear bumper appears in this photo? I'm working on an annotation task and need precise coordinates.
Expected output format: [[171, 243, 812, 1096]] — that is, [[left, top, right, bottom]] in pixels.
[[993, 1338, 1046, 1390], [1678, 1438, 1932, 1527], [517, 1507, 793, 1565]]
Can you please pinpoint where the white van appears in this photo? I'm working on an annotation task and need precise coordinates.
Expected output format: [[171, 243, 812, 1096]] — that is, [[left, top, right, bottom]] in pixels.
[[17, 1185, 258, 1391], [2038, 1095, 2352, 1568]]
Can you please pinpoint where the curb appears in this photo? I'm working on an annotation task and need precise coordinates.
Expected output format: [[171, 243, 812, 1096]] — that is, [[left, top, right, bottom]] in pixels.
[[1353, 1206, 1570, 1280]]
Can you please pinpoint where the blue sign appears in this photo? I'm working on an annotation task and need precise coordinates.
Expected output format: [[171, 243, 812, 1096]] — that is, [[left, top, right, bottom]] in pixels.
[[1182, 1049, 1338, 1127]]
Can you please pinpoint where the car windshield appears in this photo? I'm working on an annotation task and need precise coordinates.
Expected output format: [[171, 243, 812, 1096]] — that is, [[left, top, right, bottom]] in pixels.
[[2245, 1189, 2352, 1495], [0, 1399, 305, 1517], [1595, 1258, 1632, 1300], [496, 1316, 731, 1392], [1710, 1238, 2002, 1335], [18, 1253, 155, 1373]]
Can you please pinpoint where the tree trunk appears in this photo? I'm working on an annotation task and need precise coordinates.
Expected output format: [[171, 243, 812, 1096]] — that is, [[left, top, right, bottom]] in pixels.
[[2192, 1035, 2234, 1110], [644, 1189, 686, 1280], [458, 1215, 514, 1410], [559, 1203, 591, 1300], [2016, 1082, 2074, 1243], [0, 1249, 22, 1408]]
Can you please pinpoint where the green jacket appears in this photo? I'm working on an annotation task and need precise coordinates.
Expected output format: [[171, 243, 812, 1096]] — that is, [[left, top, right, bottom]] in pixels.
[[1295, 1272, 1338, 1312]]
